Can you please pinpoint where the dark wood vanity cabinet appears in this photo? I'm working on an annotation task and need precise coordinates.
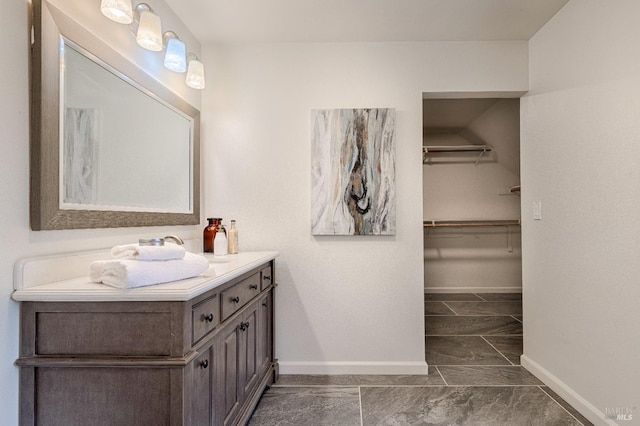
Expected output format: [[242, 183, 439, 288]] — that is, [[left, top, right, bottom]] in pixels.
[[16, 260, 277, 426], [216, 286, 272, 425], [192, 341, 216, 425]]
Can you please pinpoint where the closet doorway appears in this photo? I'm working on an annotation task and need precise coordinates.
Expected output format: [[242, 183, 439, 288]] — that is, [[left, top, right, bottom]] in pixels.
[[422, 94, 522, 294]]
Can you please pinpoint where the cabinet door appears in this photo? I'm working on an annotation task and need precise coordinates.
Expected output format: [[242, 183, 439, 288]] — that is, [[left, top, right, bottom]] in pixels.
[[217, 316, 242, 426], [240, 303, 259, 397], [256, 292, 273, 378], [191, 344, 214, 426]]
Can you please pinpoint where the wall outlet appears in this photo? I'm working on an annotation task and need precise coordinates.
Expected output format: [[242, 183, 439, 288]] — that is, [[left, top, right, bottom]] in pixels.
[[532, 201, 542, 220]]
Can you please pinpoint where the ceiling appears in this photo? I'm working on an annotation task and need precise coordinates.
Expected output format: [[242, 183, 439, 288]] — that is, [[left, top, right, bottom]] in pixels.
[[165, 0, 569, 44], [423, 99, 501, 133]]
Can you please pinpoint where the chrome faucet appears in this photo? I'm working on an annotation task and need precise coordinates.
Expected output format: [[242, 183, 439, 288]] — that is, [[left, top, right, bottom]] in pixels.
[[164, 235, 184, 245]]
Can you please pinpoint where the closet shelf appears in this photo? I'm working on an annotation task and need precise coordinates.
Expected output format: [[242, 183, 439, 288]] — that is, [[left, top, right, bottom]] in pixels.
[[422, 145, 492, 165], [424, 219, 520, 228], [423, 145, 492, 154]]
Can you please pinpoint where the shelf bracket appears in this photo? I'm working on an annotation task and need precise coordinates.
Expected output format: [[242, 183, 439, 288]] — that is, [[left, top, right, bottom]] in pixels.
[[507, 225, 513, 252], [474, 146, 488, 166]]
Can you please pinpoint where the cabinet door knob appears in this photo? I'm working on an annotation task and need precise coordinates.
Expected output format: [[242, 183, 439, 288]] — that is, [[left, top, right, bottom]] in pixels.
[[262, 302, 268, 307], [204, 313, 214, 323], [231, 296, 240, 303], [263, 275, 271, 281], [240, 322, 250, 331], [250, 284, 258, 290], [200, 359, 209, 369]]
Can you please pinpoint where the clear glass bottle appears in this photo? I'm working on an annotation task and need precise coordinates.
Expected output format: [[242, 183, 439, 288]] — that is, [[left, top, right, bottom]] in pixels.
[[203, 218, 215, 253], [228, 220, 238, 254]]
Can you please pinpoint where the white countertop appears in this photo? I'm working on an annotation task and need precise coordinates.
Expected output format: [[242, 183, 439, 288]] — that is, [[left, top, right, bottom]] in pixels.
[[12, 251, 279, 302]]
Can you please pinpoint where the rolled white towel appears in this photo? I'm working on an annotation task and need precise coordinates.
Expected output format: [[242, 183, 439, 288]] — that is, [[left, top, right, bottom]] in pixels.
[[90, 252, 210, 289], [111, 243, 186, 261]]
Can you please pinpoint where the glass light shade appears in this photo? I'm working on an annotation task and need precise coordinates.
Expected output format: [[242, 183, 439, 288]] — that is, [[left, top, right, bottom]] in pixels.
[[136, 10, 163, 51], [100, 0, 133, 24], [186, 59, 206, 89], [164, 38, 187, 73]]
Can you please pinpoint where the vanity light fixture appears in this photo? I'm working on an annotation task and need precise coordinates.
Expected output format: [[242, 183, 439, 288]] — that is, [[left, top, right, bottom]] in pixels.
[[99, 2, 205, 89], [134, 4, 163, 51], [100, 0, 133, 24], [186, 54, 206, 89], [163, 32, 187, 73]]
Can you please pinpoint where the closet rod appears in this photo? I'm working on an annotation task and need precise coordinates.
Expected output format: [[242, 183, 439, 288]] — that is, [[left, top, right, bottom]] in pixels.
[[424, 219, 520, 228], [423, 145, 492, 154]]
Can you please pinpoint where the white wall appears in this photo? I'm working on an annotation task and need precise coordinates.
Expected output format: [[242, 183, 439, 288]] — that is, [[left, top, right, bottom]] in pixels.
[[1, 1, 200, 423], [202, 41, 528, 373], [423, 136, 521, 221], [521, 1, 640, 424], [465, 98, 521, 176], [423, 225, 522, 292]]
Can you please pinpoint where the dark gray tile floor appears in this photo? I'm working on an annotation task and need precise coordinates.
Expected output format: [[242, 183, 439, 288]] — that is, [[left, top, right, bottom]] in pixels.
[[426, 335, 512, 365], [484, 335, 524, 364], [360, 386, 583, 425], [247, 387, 361, 426], [248, 293, 592, 425], [425, 315, 523, 336]]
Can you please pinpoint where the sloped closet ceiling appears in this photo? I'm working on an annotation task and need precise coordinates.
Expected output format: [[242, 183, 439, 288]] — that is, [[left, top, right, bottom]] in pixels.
[[423, 98, 520, 175]]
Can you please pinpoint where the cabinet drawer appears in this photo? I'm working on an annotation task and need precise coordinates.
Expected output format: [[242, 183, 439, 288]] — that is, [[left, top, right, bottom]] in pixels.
[[192, 295, 220, 343], [260, 265, 273, 291], [221, 273, 261, 321]]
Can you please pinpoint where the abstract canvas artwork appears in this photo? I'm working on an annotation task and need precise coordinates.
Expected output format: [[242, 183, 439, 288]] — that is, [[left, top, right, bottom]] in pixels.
[[311, 108, 396, 235], [63, 108, 98, 205]]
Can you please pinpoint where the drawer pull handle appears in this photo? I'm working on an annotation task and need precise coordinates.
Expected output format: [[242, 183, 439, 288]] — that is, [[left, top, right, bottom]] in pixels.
[[263, 275, 271, 281], [231, 296, 240, 303], [250, 284, 258, 290], [239, 322, 250, 331], [262, 302, 268, 307], [200, 359, 209, 369], [204, 313, 214, 323]]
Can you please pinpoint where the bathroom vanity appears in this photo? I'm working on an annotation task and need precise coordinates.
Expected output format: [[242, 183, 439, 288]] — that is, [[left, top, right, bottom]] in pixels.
[[13, 251, 278, 426]]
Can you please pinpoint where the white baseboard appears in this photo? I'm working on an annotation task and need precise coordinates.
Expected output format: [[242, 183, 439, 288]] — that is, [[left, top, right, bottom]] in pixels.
[[424, 286, 522, 293], [521, 355, 617, 426], [278, 361, 429, 375]]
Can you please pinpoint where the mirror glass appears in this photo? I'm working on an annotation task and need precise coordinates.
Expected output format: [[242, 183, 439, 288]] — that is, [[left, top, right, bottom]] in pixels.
[[62, 40, 193, 213]]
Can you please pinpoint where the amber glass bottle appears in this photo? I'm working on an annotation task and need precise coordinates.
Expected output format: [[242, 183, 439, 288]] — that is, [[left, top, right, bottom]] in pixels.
[[203, 218, 216, 253]]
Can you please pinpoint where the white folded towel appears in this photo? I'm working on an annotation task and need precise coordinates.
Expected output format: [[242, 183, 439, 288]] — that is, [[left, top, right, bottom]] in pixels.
[[111, 243, 186, 261], [89, 252, 210, 289]]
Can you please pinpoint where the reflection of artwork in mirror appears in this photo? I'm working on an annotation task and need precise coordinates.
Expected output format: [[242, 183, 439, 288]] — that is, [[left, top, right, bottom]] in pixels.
[[61, 41, 193, 213], [63, 107, 98, 205]]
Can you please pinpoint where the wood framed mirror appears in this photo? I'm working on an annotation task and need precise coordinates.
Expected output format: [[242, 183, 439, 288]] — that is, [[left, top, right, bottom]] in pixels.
[[30, 0, 200, 230]]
